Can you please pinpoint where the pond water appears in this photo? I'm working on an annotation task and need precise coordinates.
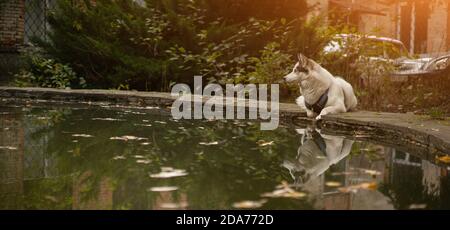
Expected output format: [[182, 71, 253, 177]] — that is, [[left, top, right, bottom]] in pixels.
[[0, 103, 449, 210]]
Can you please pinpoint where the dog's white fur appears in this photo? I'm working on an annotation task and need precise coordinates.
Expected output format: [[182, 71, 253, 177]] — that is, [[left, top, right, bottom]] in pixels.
[[284, 54, 357, 120], [282, 128, 354, 188]]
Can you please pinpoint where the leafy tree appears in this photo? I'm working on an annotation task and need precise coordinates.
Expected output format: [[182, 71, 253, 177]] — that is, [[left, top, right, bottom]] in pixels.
[[36, 0, 311, 90]]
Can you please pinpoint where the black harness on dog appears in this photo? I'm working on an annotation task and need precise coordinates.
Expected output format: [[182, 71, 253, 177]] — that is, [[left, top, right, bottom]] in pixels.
[[304, 89, 329, 114], [311, 130, 327, 154]]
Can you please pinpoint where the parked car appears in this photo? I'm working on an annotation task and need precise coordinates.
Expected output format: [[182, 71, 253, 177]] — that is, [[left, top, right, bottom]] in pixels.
[[324, 34, 432, 83], [324, 34, 410, 60]]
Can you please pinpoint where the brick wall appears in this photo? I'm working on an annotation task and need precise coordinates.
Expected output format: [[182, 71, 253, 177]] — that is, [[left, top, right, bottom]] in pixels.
[[0, 0, 25, 52]]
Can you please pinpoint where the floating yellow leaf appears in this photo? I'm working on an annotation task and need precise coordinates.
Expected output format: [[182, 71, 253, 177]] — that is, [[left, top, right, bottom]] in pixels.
[[338, 182, 378, 193], [436, 155, 450, 164], [257, 140, 274, 147], [363, 170, 382, 176], [262, 181, 306, 199], [233, 199, 267, 209], [326, 182, 342, 187]]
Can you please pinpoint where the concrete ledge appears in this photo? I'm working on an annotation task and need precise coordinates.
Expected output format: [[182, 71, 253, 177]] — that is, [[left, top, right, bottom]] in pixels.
[[318, 112, 449, 158], [1, 87, 449, 157]]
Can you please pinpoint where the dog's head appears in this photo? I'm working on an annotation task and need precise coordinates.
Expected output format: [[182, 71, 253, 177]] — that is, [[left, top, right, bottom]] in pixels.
[[283, 53, 317, 83]]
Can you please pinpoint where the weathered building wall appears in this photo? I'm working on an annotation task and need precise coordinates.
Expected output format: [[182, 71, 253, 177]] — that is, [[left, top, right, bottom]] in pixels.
[[358, 3, 397, 38], [307, 0, 450, 55], [307, 0, 329, 20], [427, 0, 449, 54], [0, 0, 25, 52]]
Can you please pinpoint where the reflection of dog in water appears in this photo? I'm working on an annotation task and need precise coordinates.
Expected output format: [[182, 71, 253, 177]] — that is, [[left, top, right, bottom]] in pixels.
[[283, 127, 354, 187]]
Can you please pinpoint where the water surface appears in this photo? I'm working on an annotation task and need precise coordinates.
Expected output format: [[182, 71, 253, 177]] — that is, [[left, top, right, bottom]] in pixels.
[[0, 103, 449, 210]]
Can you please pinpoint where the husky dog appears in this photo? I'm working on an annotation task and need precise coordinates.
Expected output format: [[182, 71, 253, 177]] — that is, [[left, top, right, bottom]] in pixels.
[[284, 54, 358, 120], [282, 127, 354, 188]]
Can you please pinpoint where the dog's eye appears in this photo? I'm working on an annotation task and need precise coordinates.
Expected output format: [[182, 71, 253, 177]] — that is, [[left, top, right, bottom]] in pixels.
[[296, 66, 308, 73]]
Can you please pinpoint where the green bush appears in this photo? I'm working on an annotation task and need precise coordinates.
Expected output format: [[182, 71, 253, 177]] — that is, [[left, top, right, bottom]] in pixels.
[[242, 42, 292, 85], [14, 48, 85, 89]]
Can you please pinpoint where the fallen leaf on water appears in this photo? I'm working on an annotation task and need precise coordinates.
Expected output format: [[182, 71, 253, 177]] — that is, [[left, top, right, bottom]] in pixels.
[[0, 146, 18, 150], [431, 128, 440, 132], [72, 134, 94, 138], [134, 124, 153, 127], [233, 199, 267, 209], [261, 189, 306, 199], [148, 186, 178, 192], [92, 118, 125, 121], [262, 181, 306, 199], [325, 182, 342, 187], [331, 172, 356, 176], [154, 121, 167, 124], [136, 159, 152, 164], [113, 155, 126, 160], [110, 136, 148, 141], [363, 169, 382, 176], [436, 155, 450, 164], [124, 111, 146, 115], [140, 142, 151, 146], [133, 155, 145, 159], [409, 204, 427, 210], [44, 196, 58, 202], [338, 182, 378, 193], [257, 140, 274, 147], [199, 141, 219, 146], [160, 202, 188, 209], [150, 168, 188, 179]]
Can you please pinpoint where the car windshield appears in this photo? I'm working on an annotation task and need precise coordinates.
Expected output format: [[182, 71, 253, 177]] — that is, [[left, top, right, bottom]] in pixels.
[[363, 38, 409, 59], [324, 35, 409, 59], [384, 41, 409, 59]]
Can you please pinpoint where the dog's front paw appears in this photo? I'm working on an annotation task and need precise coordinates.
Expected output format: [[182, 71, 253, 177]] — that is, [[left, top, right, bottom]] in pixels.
[[315, 115, 322, 120]]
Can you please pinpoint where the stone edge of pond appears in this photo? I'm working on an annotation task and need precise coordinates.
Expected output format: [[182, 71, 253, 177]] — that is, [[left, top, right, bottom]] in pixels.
[[0, 87, 448, 156], [318, 112, 450, 158]]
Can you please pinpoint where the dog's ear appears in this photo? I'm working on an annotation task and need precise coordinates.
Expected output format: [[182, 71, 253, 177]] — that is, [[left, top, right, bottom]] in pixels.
[[298, 53, 315, 69], [297, 53, 309, 66]]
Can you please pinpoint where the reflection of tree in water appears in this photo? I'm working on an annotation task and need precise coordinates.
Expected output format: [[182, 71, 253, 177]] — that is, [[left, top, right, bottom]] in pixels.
[[8, 105, 307, 209]]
